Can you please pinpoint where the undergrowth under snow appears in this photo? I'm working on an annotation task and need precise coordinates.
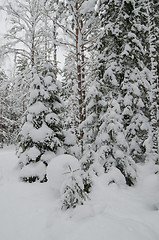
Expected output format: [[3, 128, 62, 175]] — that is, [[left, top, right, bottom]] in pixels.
[[0, 146, 159, 240]]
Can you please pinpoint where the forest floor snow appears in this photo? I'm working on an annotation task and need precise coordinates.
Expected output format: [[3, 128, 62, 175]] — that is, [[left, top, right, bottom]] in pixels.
[[0, 146, 159, 240]]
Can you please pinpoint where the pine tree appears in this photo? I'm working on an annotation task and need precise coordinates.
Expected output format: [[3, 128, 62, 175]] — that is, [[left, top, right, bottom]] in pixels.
[[18, 63, 64, 182]]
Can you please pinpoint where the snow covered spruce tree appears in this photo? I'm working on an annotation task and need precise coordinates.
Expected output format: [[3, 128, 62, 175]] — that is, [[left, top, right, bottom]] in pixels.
[[116, 0, 151, 163], [89, 0, 138, 185], [18, 63, 65, 183], [121, 69, 150, 163], [80, 48, 107, 191]]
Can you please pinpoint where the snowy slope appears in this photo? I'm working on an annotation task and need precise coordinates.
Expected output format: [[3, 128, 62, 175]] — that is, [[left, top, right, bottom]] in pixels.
[[0, 146, 159, 240]]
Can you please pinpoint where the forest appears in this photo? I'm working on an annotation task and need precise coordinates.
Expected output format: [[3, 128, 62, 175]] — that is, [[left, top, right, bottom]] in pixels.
[[0, 0, 159, 219], [0, 1, 159, 239]]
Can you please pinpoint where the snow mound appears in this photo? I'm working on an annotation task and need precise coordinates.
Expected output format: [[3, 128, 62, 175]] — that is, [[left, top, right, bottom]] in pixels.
[[20, 162, 46, 182], [27, 146, 41, 160], [136, 162, 159, 210], [41, 151, 56, 165], [64, 131, 76, 145], [47, 154, 80, 191], [140, 173, 159, 210], [105, 167, 126, 186], [147, 174, 159, 206]]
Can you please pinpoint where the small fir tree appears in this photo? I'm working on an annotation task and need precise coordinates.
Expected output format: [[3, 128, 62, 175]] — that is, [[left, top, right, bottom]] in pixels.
[[18, 63, 64, 182], [61, 166, 88, 210]]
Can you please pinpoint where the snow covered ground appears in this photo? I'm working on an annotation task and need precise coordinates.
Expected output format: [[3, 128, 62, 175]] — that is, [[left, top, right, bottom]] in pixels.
[[0, 146, 159, 240]]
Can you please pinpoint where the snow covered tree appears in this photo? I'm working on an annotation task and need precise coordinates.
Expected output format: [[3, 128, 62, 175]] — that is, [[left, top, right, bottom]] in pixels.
[[1, 0, 61, 148], [1, 0, 45, 121], [117, 1, 152, 163], [80, 48, 107, 183], [96, 100, 136, 186], [2, 0, 59, 85], [3, 0, 43, 67], [2, 0, 60, 67], [0, 69, 19, 146], [61, 168, 88, 210], [81, 47, 105, 148], [145, 0, 159, 163], [13, 54, 31, 116], [121, 69, 150, 163], [18, 63, 65, 182], [80, 145, 103, 193], [0, 70, 8, 147], [59, 0, 98, 154], [62, 52, 78, 138], [61, 52, 81, 158], [85, 0, 138, 185]]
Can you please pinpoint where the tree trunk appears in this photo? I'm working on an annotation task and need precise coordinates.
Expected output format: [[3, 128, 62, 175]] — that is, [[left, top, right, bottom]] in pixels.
[[81, 19, 86, 122], [53, 20, 57, 80], [75, 1, 84, 152], [71, 78, 78, 143]]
